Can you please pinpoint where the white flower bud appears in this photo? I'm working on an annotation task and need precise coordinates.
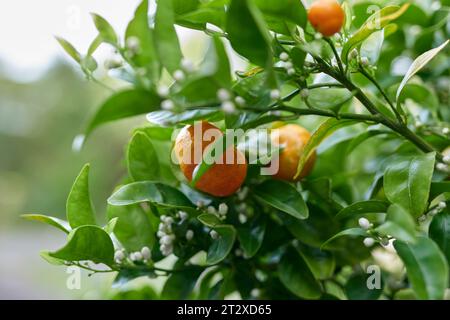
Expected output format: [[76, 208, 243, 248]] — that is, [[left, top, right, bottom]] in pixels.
[[160, 235, 173, 245], [210, 230, 219, 239], [178, 211, 188, 220], [181, 58, 195, 72], [363, 237, 375, 247], [429, 208, 438, 216], [314, 33, 323, 40], [270, 89, 281, 100], [358, 217, 371, 230], [284, 61, 293, 69], [114, 250, 125, 262], [238, 213, 248, 224], [164, 216, 174, 224], [217, 88, 231, 102], [133, 251, 143, 261], [251, 288, 261, 297], [360, 56, 369, 66], [161, 99, 174, 111], [196, 200, 205, 208], [234, 96, 246, 107], [279, 52, 289, 61], [141, 246, 151, 260], [237, 186, 249, 201], [221, 101, 236, 114], [436, 163, 449, 172], [160, 244, 173, 256], [438, 201, 447, 209], [129, 252, 136, 261], [173, 69, 185, 82], [287, 68, 296, 76], [126, 36, 140, 53], [218, 203, 228, 215], [442, 127, 449, 134], [235, 248, 243, 256], [300, 88, 310, 99], [207, 206, 216, 214], [443, 156, 450, 164], [186, 229, 194, 241], [157, 85, 170, 97]]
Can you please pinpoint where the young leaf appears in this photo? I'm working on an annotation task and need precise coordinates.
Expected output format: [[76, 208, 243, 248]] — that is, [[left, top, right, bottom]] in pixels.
[[237, 216, 266, 258], [394, 237, 448, 300], [396, 40, 449, 100], [206, 225, 236, 264], [66, 164, 96, 228], [278, 247, 322, 299], [55, 37, 81, 63], [335, 200, 389, 220], [321, 228, 368, 250], [384, 152, 435, 218], [108, 181, 194, 210], [197, 213, 222, 227], [341, 4, 409, 62], [21, 214, 71, 234], [107, 204, 155, 252], [127, 132, 160, 181], [254, 180, 309, 219], [91, 13, 118, 45], [429, 210, 450, 265], [226, 0, 272, 67], [103, 217, 118, 234], [49, 225, 115, 266], [85, 89, 162, 138], [154, 0, 183, 74], [295, 118, 357, 179]]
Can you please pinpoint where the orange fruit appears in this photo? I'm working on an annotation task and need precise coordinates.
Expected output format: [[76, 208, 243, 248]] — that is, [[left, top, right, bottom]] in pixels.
[[270, 124, 316, 181], [308, 0, 345, 37], [174, 121, 247, 197]]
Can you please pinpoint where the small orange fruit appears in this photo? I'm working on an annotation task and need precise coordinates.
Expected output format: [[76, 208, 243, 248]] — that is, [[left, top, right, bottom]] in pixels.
[[174, 121, 247, 197], [270, 124, 316, 181], [308, 0, 345, 37]]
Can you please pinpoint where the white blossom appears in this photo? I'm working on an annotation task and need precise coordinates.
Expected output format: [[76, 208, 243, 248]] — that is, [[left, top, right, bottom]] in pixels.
[[284, 61, 293, 69], [104, 57, 123, 69], [173, 69, 185, 81], [186, 229, 194, 241], [438, 201, 447, 209], [300, 88, 310, 99], [360, 56, 369, 66], [157, 85, 170, 97], [287, 68, 296, 76], [181, 58, 195, 72], [178, 211, 188, 220], [234, 96, 246, 107], [133, 252, 143, 261], [126, 36, 140, 53], [218, 203, 228, 215], [279, 52, 289, 61], [141, 247, 151, 260], [210, 230, 219, 239], [161, 99, 174, 111], [221, 101, 236, 114], [114, 250, 125, 262], [358, 217, 371, 230], [217, 88, 231, 102], [443, 156, 450, 164], [207, 206, 216, 214], [363, 237, 375, 247], [238, 213, 248, 224], [270, 89, 281, 100], [160, 235, 173, 245], [442, 127, 449, 134]]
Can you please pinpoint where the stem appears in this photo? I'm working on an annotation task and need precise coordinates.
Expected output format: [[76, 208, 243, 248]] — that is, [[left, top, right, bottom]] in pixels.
[[324, 37, 344, 75]]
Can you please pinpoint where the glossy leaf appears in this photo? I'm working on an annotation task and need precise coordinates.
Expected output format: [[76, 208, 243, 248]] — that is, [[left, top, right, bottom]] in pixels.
[[49, 225, 115, 266], [154, 0, 182, 73], [321, 228, 368, 250], [237, 216, 266, 258], [226, 0, 272, 67], [85, 89, 161, 138], [278, 247, 322, 299], [384, 152, 435, 218], [295, 118, 357, 179], [21, 214, 70, 234], [430, 182, 450, 200], [396, 40, 449, 100], [161, 263, 203, 299], [254, 0, 307, 28], [107, 204, 155, 251], [429, 211, 450, 265], [345, 272, 383, 300], [375, 204, 417, 243], [394, 237, 448, 300], [254, 180, 308, 219], [91, 13, 118, 45], [297, 244, 335, 280], [127, 132, 160, 181], [66, 164, 96, 228], [335, 200, 389, 220], [206, 225, 236, 265], [197, 213, 222, 227]]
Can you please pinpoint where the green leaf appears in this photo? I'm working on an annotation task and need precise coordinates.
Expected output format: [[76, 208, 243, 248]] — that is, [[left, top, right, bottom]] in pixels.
[[384, 152, 436, 218], [345, 129, 390, 154], [237, 216, 266, 258], [226, 0, 272, 67], [396, 40, 449, 100], [375, 204, 417, 243], [161, 263, 203, 299], [91, 13, 118, 45], [278, 247, 322, 299], [87, 34, 102, 56], [295, 118, 357, 179], [394, 237, 448, 300], [108, 181, 194, 210], [197, 213, 222, 227], [360, 29, 384, 65], [103, 217, 118, 234], [147, 109, 222, 127], [254, 0, 307, 28], [85, 89, 161, 138], [430, 182, 450, 200], [55, 37, 81, 63], [154, 0, 182, 74], [206, 225, 236, 264], [321, 228, 367, 250], [107, 204, 155, 252], [21, 214, 70, 233], [429, 211, 450, 265], [254, 180, 308, 219], [40, 251, 66, 265], [127, 132, 160, 181], [125, 0, 159, 80], [49, 225, 115, 266], [335, 200, 389, 220], [341, 4, 409, 62], [66, 164, 96, 228], [296, 244, 335, 280], [345, 272, 383, 300], [200, 36, 231, 87]]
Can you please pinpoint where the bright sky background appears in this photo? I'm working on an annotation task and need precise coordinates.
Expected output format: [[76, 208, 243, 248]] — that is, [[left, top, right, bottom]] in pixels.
[[0, 0, 212, 81]]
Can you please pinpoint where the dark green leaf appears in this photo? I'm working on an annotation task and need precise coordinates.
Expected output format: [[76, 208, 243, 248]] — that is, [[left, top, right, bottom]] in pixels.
[[237, 216, 266, 258], [335, 200, 389, 220], [161, 264, 203, 299], [254, 180, 308, 219], [321, 228, 367, 250], [429, 211, 450, 265], [197, 213, 222, 227], [296, 244, 335, 280], [206, 225, 236, 264], [375, 204, 417, 243], [66, 164, 96, 228], [254, 0, 307, 28], [345, 272, 383, 300]]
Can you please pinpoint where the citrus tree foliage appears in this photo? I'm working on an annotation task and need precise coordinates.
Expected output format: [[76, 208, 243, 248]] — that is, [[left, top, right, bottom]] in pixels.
[[25, 0, 450, 300]]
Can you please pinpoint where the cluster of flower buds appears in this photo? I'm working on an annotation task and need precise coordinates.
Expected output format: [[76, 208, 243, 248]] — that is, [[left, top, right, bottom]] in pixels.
[[114, 246, 151, 264], [419, 201, 447, 222], [279, 52, 295, 76], [358, 217, 390, 248], [207, 202, 228, 221], [217, 88, 245, 114], [157, 215, 176, 256]]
